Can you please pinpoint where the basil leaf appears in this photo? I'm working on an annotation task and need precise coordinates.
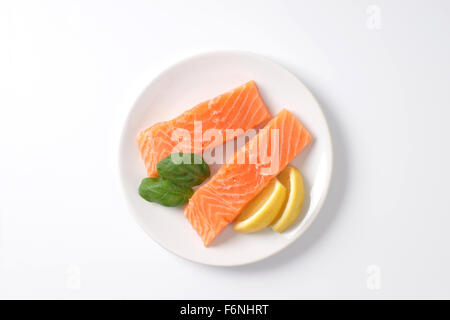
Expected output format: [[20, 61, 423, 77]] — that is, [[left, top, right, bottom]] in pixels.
[[156, 153, 210, 187], [138, 177, 194, 207]]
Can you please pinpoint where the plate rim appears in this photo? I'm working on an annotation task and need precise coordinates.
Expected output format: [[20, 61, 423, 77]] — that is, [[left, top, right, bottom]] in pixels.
[[118, 50, 333, 267]]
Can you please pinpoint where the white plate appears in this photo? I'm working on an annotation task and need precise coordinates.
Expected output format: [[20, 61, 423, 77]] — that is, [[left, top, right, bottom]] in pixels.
[[119, 51, 333, 266]]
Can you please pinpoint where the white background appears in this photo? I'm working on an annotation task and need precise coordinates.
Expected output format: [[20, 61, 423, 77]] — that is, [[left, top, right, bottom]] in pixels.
[[1, 0, 450, 299]]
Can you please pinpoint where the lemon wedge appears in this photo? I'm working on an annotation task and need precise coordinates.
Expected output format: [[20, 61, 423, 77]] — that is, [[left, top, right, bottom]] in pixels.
[[271, 166, 305, 233], [233, 179, 287, 233]]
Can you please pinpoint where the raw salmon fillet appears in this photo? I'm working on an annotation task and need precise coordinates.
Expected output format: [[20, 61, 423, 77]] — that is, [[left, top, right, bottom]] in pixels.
[[137, 81, 271, 177], [185, 109, 312, 246]]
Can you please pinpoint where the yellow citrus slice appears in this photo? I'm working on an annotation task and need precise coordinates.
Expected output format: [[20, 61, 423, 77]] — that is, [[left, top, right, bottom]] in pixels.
[[233, 178, 287, 233], [271, 166, 305, 233]]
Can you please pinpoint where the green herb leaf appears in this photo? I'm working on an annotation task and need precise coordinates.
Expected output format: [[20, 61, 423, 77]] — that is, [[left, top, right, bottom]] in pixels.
[[138, 177, 194, 207], [156, 153, 210, 187]]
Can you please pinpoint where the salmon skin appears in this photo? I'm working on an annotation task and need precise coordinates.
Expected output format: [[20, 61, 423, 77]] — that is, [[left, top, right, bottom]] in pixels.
[[137, 81, 271, 177], [185, 109, 312, 246]]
